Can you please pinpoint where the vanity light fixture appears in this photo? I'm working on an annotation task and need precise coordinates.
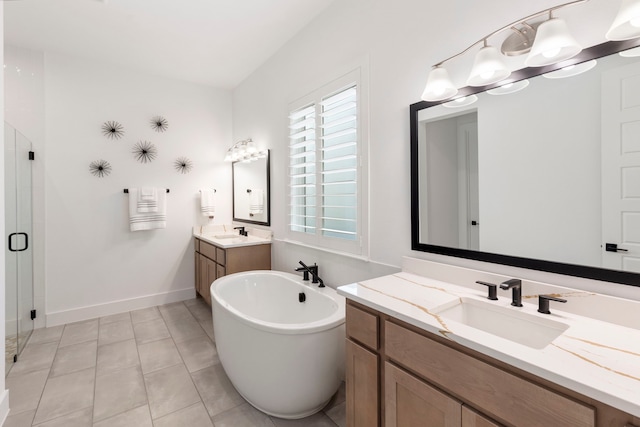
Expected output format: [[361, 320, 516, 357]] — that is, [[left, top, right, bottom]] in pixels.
[[421, 0, 588, 102], [224, 139, 267, 163], [486, 79, 530, 95], [467, 41, 511, 87], [542, 59, 597, 79], [606, 0, 640, 40], [524, 11, 582, 67], [442, 95, 479, 108]]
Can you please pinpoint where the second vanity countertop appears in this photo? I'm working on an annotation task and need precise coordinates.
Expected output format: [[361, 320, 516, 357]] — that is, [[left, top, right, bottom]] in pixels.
[[338, 271, 640, 418], [193, 224, 272, 249]]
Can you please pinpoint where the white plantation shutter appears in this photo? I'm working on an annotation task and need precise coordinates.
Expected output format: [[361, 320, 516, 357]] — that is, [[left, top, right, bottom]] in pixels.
[[320, 86, 357, 240], [289, 104, 317, 234], [287, 69, 366, 257]]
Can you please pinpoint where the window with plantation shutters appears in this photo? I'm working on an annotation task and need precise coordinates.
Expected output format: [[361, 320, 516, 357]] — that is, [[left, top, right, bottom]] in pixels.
[[287, 70, 367, 257], [320, 86, 357, 240]]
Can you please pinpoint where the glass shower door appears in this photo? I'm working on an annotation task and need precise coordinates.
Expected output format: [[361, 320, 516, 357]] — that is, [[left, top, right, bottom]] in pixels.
[[4, 122, 34, 367]]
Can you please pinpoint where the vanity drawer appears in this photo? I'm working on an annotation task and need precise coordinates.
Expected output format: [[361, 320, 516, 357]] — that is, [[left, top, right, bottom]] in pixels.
[[199, 240, 217, 261], [346, 303, 379, 350], [384, 321, 595, 427], [216, 247, 226, 266]]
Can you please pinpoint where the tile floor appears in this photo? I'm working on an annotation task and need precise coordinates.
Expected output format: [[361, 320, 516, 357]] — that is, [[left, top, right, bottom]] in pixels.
[[4, 298, 346, 427]]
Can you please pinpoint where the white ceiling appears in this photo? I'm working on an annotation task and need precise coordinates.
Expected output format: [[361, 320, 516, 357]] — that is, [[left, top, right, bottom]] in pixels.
[[4, 0, 336, 88]]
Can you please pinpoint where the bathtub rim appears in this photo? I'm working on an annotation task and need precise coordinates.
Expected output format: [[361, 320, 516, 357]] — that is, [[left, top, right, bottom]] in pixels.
[[210, 270, 345, 335]]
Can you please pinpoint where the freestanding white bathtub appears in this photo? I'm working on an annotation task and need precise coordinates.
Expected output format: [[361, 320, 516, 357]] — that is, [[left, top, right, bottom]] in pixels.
[[210, 270, 345, 419]]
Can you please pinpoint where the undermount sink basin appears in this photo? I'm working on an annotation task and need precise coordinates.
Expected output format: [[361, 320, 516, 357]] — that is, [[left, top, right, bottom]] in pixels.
[[433, 297, 569, 349], [214, 234, 244, 240]]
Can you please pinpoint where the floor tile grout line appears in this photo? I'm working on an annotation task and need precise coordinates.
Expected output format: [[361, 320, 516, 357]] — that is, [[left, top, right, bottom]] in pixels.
[[182, 301, 229, 426], [31, 324, 65, 425], [91, 312, 149, 425], [28, 323, 70, 426], [154, 301, 213, 424], [90, 321, 99, 427]]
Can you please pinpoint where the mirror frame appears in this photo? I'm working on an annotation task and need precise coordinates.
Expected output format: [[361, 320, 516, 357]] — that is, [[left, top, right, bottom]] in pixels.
[[411, 39, 640, 287], [232, 149, 271, 226]]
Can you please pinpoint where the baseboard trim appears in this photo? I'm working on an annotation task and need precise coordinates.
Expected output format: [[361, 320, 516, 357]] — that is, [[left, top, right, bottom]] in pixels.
[[45, 288, 196, 327], [0, 389, 10, 426]]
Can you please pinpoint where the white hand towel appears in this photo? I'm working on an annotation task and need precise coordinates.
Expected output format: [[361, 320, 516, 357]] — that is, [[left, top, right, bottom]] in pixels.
[[140, 187, 155, 200], [200, 189, 216, 217], [129, 188, 167, 231], [249, 189, 264, 214], [137, 187, 158, 213]]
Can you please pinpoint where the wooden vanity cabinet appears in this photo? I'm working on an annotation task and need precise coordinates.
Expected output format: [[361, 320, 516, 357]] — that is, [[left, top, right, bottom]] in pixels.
[[194, 237, 271, 305], [346, 302, 380, 427], [345, 300, 640, 427]]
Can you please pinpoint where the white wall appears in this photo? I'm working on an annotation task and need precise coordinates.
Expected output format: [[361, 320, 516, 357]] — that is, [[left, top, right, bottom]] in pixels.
[[232, 0, 640, 301], [43, 52, 233, 325]]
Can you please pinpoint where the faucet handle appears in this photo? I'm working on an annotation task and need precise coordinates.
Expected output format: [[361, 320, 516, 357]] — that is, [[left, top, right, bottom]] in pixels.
[[475, 281, 498, 300], [538, 295, 567, 314], [295, 265, 310, 281]]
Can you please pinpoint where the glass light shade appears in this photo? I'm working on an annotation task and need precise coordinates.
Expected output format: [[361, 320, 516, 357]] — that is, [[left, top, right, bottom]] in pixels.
[[421, 66, 458, 101], [246, 139, 257, 154], [467, 45, 511, 86], [224, 149, 233, 162], [620, 46, 640, 57], [525, 18, 581, 67], [442, 95, 479, 108], [606, 0, 640, 40], [487, 79, 530, 95], [542, 59, 597, 79]]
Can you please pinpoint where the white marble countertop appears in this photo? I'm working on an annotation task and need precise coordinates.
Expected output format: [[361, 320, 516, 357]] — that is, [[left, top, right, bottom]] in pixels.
[[338, 270, 640, 417], [193, 224, 272, 249]]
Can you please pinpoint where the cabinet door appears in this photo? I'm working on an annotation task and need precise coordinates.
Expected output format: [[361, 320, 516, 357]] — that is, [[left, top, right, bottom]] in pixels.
[[198, 254, 208, 298], [346, 340, 379, 427], [462, 406, 503, 427], [201, 257, 215, 305], [195, 251, 200, 292], [217, 264, 225, 280], [385, 362, 461, 427]]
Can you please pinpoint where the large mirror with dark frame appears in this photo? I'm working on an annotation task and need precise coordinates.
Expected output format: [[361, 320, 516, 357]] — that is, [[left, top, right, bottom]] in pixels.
[[232, 150, 271, 226], [411, 39, 640, 287]]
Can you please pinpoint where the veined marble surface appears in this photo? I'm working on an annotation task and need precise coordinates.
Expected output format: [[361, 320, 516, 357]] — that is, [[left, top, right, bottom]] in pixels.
[[193, 224, 272, 248], [337, 259, 640, 418]]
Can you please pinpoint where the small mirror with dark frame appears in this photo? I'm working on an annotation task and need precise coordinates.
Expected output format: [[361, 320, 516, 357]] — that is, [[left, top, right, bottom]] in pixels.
[[232, 150, 271, 226], [411, 39, 640, 287]]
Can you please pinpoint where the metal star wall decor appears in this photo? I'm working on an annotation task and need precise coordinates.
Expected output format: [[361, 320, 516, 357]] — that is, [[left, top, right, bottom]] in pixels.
[[89, 159, 112, 178], [101, 121, 124, 140], [150, 116, 169, 132], [174, 157, 193, 174], [132, 141, 158, 163]]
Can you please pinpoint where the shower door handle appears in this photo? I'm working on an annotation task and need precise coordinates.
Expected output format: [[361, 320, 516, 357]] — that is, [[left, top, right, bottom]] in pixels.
[[8, 232, 29, 252]]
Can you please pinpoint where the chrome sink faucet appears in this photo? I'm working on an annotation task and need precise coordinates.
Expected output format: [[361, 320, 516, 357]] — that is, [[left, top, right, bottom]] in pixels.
[[500, 279, 523, 307]]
